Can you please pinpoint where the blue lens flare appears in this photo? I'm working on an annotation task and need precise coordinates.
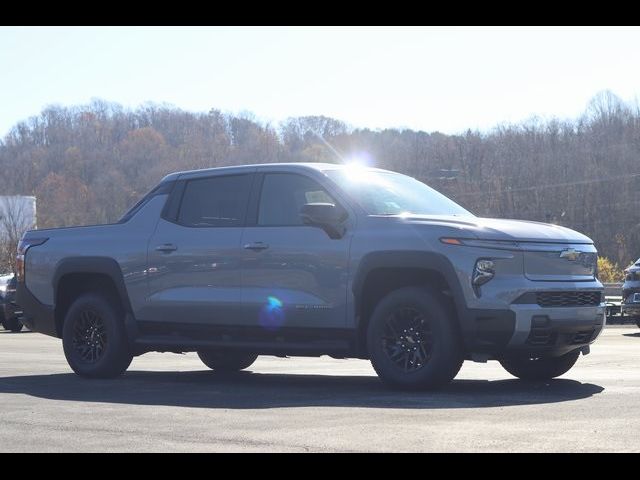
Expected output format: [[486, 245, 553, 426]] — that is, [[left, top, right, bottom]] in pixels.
[[259, 296, 285, 330], [267, 296, 282, 308]]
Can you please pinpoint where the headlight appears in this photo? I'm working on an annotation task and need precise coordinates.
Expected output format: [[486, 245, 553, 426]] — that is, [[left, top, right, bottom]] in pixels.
[[440, 238, 518, 250], [473, 259, 495, 286]]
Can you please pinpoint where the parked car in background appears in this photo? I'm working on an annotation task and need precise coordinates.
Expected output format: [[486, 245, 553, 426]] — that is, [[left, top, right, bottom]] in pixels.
[[17, 163, 605, 389], [0, 275, 8, 327], [0, 274, 14, 326], [621, 259, 640, 328], [2, 275, 24, 332]]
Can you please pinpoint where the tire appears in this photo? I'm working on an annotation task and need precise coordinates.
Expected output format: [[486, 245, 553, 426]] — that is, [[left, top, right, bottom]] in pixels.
[[500, 350, 581, 381], [62, 293, 132, 379], [636, 320, 640, 329], [366, 286, 463, 390], [197, 350, 258, 372], [3, 316, 24, 332]]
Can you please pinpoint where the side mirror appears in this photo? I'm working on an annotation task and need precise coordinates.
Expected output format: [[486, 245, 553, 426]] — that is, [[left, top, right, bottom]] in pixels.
[[299, 203, 347, 239]]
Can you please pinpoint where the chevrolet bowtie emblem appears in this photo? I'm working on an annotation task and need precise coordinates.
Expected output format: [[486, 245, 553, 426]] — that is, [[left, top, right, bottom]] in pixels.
[[559, 248, 581, 261]]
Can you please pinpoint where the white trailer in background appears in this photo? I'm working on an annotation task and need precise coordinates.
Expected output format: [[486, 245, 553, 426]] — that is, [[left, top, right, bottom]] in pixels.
[[0, 196, 37, 241]]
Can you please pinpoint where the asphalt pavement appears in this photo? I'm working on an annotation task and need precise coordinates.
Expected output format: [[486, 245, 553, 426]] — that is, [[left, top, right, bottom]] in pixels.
[[0, 326, 638, 452]]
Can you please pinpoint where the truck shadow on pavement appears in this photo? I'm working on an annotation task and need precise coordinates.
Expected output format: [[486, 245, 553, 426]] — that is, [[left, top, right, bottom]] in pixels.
[[0, 370, 603, 409]]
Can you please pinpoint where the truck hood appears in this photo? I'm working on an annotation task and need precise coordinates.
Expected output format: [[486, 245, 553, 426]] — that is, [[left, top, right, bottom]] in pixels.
[[399, 215, 593, 244]]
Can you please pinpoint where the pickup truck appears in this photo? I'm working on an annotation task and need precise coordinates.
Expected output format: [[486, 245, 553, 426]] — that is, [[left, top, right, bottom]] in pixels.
[[17, 163, 606, 389]]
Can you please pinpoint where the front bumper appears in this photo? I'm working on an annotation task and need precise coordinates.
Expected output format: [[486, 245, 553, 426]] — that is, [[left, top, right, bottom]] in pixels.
[[464, 302, 606, 358], [507, 302, 606, 356], [621, 303, 640, 318]]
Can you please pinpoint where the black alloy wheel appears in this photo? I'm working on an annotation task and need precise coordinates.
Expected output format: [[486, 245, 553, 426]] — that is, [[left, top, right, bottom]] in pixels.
[[367, 286, 463, 390], [72, 308, 107, 364], [62, 293, 132, 378], [382, 306, 433, 373]]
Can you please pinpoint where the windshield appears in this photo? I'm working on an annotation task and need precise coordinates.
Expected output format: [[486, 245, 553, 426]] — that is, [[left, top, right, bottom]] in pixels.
[[326, 168, 473, 217]]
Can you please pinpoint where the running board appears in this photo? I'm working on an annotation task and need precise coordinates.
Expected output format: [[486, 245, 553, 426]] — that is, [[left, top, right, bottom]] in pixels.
[[134, 335, 351, 354]]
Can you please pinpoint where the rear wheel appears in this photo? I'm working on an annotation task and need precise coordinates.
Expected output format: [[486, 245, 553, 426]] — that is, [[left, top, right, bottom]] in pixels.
[[367, 286, 463, 390], [62, 293, 132, 378], [500, 350, 580, 381], [3, 316, 24, 332], [197, 350, 258, 372]]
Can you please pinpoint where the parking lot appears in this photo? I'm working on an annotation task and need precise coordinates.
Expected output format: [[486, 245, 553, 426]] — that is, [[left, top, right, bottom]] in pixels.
[[0, 326, 638, 452]]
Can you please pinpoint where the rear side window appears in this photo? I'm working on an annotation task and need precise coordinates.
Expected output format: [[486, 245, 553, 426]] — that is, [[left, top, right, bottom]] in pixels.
[[258, 173, 336, 226], [119, 181, 174, 223], [178, 175, 252, 227]]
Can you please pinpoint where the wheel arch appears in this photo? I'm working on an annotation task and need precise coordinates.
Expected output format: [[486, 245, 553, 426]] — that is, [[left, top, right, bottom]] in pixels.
[[352, 251, 468, 355], [52, 257, 134, 338]]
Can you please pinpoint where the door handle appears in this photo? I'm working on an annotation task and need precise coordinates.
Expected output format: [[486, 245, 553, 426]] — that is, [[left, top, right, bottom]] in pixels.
[[244, 242, 269, 251], [155, 243, 178, 253]]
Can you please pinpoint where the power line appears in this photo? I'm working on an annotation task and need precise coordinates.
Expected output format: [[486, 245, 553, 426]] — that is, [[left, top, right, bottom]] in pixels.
[[453, 172, 640, 197]]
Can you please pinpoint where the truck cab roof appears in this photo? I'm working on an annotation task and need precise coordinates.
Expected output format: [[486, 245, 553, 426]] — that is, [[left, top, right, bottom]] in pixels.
[[160, 162, 393, 182]]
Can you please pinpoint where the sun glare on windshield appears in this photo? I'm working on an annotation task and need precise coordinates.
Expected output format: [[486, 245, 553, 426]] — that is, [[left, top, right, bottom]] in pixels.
[[326, 168, 473, 217]]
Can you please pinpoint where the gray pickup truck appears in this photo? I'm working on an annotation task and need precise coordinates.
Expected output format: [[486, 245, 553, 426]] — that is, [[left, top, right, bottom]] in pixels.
[[17, 163, 605, 389]]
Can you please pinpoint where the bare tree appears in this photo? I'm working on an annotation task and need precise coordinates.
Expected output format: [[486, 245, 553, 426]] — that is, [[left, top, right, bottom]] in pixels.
[[0, 196, 36, 273]]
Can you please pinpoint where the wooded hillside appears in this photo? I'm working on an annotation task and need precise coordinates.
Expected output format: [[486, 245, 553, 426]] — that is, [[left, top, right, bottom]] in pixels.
[[1, 91, 639, 272]]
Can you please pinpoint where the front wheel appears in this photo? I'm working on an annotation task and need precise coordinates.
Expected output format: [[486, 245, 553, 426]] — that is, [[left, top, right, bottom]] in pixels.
[[367, 286, 463, 390], [197, 350, 258, 372], [2, 316, 24, 332], [62, 293, 133, 379], [500, 350, 581, 381]]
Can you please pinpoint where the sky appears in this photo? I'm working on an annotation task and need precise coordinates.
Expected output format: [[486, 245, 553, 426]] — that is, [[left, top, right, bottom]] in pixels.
[[1, 26, 640, 137]]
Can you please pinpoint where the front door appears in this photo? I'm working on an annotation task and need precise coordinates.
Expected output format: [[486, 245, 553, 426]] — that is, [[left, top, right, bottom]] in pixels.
[[144, 173, 253, 326], [241, 172, 351, 329]]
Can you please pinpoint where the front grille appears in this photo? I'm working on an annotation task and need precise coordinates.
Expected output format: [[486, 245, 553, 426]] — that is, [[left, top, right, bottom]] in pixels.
[[527, 328, 596, 346], [526, 328, 555, 346], [536, 291, 601, 308]]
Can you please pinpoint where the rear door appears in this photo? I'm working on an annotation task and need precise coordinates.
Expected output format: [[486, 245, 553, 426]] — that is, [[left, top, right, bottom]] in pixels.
[[143, 172, 254, 326]]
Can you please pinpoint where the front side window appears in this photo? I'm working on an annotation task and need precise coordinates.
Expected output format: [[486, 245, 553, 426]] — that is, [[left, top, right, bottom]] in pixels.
[[178, 174, 252, 227], [258, 173, 336, 226]]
